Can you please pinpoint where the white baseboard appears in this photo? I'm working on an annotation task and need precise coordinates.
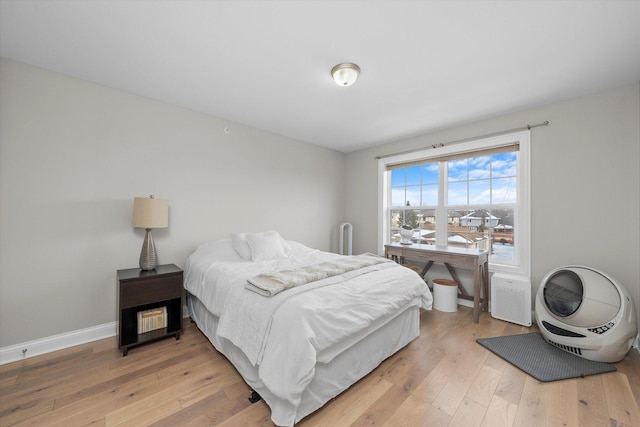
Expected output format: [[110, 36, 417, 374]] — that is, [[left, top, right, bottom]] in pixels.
[[458, 298, 473, 309], [0, 322, 116, 365]]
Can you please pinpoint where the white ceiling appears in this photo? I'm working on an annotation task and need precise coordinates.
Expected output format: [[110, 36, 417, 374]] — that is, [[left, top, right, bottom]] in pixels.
[[1, 1, 639, 153]]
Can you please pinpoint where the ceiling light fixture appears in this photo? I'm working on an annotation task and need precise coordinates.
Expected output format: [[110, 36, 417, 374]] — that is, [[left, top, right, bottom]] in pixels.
[[331, 62, 360, 87]]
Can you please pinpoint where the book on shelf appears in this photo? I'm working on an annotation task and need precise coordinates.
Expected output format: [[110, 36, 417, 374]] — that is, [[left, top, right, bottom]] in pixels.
[[137, 306, 168, 334]]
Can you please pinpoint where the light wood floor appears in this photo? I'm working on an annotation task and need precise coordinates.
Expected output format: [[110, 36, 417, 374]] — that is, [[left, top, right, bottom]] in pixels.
[[1, 307, 639, 426]]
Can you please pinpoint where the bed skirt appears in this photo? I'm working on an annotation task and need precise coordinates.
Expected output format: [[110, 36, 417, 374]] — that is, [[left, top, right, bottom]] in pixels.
[[187, 292, 420, 426]]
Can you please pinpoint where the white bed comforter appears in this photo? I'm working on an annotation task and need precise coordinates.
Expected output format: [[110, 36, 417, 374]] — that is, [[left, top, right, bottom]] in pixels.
[[184, 240, 432, 415]]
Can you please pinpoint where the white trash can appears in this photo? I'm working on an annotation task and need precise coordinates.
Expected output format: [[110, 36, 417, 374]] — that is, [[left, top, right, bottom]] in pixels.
[[432, 279, 459, 312]]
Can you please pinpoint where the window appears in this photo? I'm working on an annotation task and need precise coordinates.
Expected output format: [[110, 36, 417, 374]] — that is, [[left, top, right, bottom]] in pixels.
[[378, 131, 530, 276]]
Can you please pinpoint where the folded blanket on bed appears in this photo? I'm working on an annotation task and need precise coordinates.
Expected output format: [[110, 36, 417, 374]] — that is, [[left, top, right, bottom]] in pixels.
[[246, 253, 390, 296]]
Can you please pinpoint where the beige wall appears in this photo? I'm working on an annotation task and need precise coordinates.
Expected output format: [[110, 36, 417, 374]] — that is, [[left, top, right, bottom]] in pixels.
[[0, 58, 346, 347], [345, 83, 640, 333]]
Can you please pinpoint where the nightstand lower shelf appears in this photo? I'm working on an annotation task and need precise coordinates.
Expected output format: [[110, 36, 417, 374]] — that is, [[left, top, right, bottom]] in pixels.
[[119, 298, 182, 355], [117, 264, 184, 356], [121, 329, 181, 357]]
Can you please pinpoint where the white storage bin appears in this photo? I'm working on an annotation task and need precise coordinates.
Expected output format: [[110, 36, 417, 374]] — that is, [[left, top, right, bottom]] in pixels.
[[433, 279, 458, 312]]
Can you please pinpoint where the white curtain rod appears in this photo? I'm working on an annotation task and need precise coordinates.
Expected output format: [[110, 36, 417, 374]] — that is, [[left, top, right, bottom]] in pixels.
[[375, 121, 549, 160]]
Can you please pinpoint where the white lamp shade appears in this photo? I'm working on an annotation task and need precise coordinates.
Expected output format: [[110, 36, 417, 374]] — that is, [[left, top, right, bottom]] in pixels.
[[331, 63, 360, 86], [131, 197, 168, 229]]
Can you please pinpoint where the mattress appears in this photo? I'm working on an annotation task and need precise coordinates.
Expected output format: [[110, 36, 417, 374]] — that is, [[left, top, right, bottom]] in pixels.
[[184, 235, 432, 426]]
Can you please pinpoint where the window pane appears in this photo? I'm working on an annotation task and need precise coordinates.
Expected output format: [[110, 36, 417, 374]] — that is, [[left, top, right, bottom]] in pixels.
[[469, 179, 491, 204], [492, 177, 517, 203], [421, 163, 439, 184], [406, 186, 421, 206], [389, 209, 437, 244], [402, 209, 421, 228], [448, 181, 467, 205], [391, 163, 439, 208], [448, 159, 467, 182], [391, 188, 405, 207], [421, 183, 438, 206], [492, 152, 517, 177], [468, 155, 491, 179], [405, 165, 421, 186], [416, 209, 436, 244], [489, 208, 515, 262], [391, 169, 405, 187], [447, 209, 489, 250], [389, 209, 415, 243], [390, 209, 402, 242]]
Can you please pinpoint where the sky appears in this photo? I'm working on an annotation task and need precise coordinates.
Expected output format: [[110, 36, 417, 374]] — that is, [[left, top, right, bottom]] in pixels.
[[391, 152, 517, 207]]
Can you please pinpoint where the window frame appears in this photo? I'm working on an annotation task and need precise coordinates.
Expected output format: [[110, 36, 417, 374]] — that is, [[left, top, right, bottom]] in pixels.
[[378, 130, 530, 277]]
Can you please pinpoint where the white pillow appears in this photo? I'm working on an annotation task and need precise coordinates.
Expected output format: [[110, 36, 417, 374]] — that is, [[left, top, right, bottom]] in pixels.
[[194, 239, 242, 261], [230, 232, 252, 260], [246, 231, 288, 261]]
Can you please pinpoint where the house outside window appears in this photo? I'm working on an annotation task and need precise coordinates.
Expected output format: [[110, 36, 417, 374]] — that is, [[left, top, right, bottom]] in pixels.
[[378, 131, 530, 276]]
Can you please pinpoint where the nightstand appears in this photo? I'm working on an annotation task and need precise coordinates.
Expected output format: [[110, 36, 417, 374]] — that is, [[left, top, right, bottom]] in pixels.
[[116, 264, 183, 356]]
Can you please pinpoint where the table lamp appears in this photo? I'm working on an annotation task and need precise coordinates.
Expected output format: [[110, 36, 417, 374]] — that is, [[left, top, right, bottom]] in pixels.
[[131, 195, 168, 270]]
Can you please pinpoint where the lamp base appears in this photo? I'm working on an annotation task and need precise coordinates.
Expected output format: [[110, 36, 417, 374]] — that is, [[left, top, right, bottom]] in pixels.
[[139, 229, 157, 270]]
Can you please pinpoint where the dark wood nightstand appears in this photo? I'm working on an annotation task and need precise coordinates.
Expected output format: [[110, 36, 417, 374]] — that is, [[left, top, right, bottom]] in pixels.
[[116, 264, 183, 356]]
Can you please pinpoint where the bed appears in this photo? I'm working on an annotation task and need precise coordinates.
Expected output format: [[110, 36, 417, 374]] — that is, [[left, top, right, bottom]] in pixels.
[[184, 231, 433, 426]]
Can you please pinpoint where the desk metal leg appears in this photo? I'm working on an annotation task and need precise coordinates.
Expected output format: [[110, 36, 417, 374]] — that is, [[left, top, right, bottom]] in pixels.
[[473, 264, 481, 323], [444, 263, 471, 299], [419, 261, 434, 280]]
